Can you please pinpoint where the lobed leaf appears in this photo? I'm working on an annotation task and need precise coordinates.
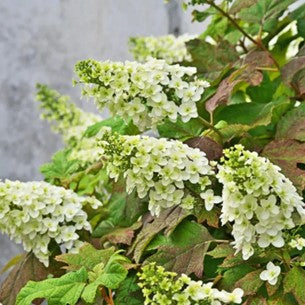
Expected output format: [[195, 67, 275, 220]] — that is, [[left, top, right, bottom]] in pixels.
[[263, 139, 305, 191], [16, 267, 87, 305], [0, 253, 64, 305], [144, 220, 214, 277]]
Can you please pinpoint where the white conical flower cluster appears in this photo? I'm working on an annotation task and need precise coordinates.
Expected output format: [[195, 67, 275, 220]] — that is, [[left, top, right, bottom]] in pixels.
[[75, 58, 209, 131], [128, 34, 197, 64], [0, 180, 102, 266], [138, 263, 244, 305], [36, 84, 101, 145], [98, 127, 220, 216], [217, 145, 305, 260], [36, 84, 102, 164]]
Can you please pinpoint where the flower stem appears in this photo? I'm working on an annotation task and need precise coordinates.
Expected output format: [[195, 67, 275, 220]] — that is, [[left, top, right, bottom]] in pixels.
[[197, 116, 223, 142]]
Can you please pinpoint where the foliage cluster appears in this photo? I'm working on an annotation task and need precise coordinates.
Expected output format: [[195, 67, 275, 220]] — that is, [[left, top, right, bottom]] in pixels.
[[1, 1, 305, 304]]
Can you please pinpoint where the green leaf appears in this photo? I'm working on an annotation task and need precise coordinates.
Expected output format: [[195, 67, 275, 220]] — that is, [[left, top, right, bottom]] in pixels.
[[207, 244, 235, 259], [235, 269, 264, 296], [93, 183, 148, 238], [247, 74, 281, 104], [0, 253, 24, 274], [186, 39, 239, 81], [238, 0, 294, 32], [157, 117, 204, 141], [84, 116, 139, 138], [16, 267, 88, 305], [144, 220, 214, 277], [115, 272, 144, 305], [82, 262, 128, 303], [131, 207, 190, 263], [56, 243, 115, 272], [219, 264, 256, 291], [40, 149, 81, 183], [0, 252, 64, 305], [215, 97, 291, 127], [263, 139, 305, 191], [276, 103, 305, 141], [229, 0, 258, 14], [283, 266, 305, 304]]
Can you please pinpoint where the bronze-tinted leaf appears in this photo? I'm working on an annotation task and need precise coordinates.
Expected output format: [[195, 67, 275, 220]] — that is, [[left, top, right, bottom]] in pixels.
[[235, 269, 264, 296], [282, 56, 305, 85], [263, 139, 305, 191], [275, 103, 305, 141], [144, 221, 214, 277], [186, 39, 239, 81], [130, 207, 190, 263], [185, 136, 223, 160], [0, 253, 64, 305], [205, 77, 240, 114]]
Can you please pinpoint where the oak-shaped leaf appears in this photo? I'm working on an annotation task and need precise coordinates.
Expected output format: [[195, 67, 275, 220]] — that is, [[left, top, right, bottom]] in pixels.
[[186, 39, 239, 81], [144, 220, 214, 277], [157, 117, 204, 141], [283, 266, 305, 305], [130, 207, 190, 263], [84, 115, 139, 138], [276, 103, 305, 141], [235, 269, 264, 296], [40, 149, 81, 183], [229, 0, 258, 14], [114, 272, 144, 305], [16, 267, 87, 305], [93, 182, 147, 238], [0, 252, 64, 305], [56, 243, 115, 272], [82, 262, 128, 304], [263, 139, 305, 191], [238, 0, 295, 32]]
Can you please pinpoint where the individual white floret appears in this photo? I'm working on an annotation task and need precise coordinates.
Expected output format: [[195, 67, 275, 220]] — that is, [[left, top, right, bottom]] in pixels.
[[259, 262, 281, 285]]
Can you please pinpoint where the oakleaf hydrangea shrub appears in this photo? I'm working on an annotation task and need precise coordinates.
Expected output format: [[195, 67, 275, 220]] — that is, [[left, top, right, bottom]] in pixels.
[[0, 180, 102, 266], [74, 58, 209, 131], [128, 34, 197, 64], [2, 0, 305, 304]]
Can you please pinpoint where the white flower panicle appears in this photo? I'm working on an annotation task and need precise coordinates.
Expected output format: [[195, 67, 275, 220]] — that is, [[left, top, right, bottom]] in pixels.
[[128, 34, 197, 64], [138, 263, 244, 305], [98, 127, 220, 216], [36, 84, 101, 145], [217, 145, 305, 260], [74, 58, 209, 131], [0, 180, 102, 266], [259, 262, 281, 286]]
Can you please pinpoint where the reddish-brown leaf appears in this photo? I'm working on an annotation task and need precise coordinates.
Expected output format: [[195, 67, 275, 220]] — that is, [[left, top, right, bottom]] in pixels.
[[130, 207, 190, 263], [0, 252, 64, 305], [263, 139, 305, 191], [282, 56, 305, 85], [185, 136, 223, 160]]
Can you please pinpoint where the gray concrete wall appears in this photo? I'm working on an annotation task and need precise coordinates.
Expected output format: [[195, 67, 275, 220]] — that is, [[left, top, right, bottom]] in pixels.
[[0, 0, 206, 280]]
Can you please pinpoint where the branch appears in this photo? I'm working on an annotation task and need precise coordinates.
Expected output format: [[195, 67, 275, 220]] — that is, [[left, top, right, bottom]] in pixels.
[[205, 0, 280, 70], [205, 0, 257, 45]]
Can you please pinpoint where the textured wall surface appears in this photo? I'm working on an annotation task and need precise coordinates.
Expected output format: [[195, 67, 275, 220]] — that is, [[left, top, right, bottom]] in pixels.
[[0, 0, 206, 280]]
